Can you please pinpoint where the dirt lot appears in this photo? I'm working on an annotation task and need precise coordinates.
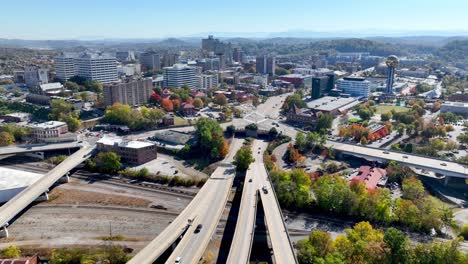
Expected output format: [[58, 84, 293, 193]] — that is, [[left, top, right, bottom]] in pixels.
[[0, 178, 193, 251]]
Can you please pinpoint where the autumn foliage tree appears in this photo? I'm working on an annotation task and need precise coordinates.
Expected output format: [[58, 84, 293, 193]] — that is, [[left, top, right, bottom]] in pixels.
[[161, 98, 174, 111]]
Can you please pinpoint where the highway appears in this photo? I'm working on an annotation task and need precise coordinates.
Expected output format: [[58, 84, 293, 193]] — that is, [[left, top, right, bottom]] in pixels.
[[127, 138, 244, 264], [329, 141, 468, 178], [226, 140, 263, 264], [255, 140, 297, 264], [0, 142, 81, 156], [0, 144, 95, 231]]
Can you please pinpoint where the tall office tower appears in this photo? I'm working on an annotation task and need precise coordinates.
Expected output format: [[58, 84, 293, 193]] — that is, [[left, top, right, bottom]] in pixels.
[[140, 52, 161, 71], [55, 52, 118, 83], [311, 76, 330, 99], [256, 55, 276, 75], [162, 53, 179, 68], [73, 52, 118, 83], [55, 53, 76, 81], [103, 78, 153, 107], [232, 48, 242, 62], [116, 51, 135, 62], [218, 54, 226, 70], [24, 66, 49, 88], [385, 55, 399, 94], [163, 64, 199, 89], [337, 77, 370, 98]]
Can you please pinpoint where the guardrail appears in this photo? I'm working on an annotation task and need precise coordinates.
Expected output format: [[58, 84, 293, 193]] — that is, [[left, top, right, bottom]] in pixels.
[[263, 163, 299, 264], [246, 190, 259, 264]]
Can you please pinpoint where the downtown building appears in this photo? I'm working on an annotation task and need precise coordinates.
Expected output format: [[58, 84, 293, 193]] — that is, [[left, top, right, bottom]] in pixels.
[[199, 73, 219, 90], [24, 65, 49, 88], [256, 55, 276, 75], [163, 64, 199, 89], [140, 51, 161, 71], [336, 77, 370, 98], [54, 52, 118, 83], [103, 78, 153, 107]]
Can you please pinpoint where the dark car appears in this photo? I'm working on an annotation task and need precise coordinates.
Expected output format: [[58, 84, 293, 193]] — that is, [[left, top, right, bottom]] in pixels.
[[194, 224, 203, 233]]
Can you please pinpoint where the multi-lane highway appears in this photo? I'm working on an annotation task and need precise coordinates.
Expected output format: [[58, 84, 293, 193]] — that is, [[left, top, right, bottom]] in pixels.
[[127, 138, 244, 264], [0, 142, 81, 156], [226, 140, 263, 264], [329, 141, 468, 178], [0, 144, 95, 234]]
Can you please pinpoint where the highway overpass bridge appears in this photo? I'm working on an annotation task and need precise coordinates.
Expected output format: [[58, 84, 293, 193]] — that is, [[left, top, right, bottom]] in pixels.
[[127, 138, 244, 264], [329, 141, 467, 180], [0, 142, 81, 156], [0, 144, 95, 238]]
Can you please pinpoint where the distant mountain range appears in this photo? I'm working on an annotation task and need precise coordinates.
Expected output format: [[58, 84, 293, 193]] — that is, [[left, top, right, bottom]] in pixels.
[[1, 31, 468, 49]]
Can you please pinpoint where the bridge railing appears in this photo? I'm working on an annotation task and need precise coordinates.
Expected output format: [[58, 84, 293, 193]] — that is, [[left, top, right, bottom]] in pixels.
[[263, 162, 298, 264]]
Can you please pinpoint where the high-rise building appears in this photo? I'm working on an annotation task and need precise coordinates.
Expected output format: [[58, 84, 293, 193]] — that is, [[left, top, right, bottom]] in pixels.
[[337, 77, 370, 97], [199, 73, 218, 90], [115, 51, 135, 62], [140, 52, 161, 71], [232, 48, 242, 63], [103, 78, 153, 107], [201, 35, 232, 64], [162, 53, 179, 68], [163, 64, 199, 89], [385, 55, 399, 94], [311, 76, 330, 99], [256, 55, 276, 75], [55, 54, 76, 81], [24, 66, 48, 88], [54, 52, 118, 83]]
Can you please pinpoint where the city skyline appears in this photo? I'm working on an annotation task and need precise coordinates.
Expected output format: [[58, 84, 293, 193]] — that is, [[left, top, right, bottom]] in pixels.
[[2, 0, 468, 40]]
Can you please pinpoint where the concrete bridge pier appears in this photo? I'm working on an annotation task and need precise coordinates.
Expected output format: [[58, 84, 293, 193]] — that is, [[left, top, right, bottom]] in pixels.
[[444, 176, 451, 186], [59, 172, 70, 183], [0, 226, 8, 238], [35, 192, 49, 202]]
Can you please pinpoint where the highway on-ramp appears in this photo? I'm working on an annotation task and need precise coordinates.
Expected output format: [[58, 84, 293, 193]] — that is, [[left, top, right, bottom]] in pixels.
[[127, 138, 244, 264], [226, 140, 264, 264], [256, 140, 298, 264], [0, 144, 95, 230]]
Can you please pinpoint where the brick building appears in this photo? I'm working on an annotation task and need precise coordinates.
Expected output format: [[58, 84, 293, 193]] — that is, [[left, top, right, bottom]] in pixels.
[[96, 136, 157, 165]]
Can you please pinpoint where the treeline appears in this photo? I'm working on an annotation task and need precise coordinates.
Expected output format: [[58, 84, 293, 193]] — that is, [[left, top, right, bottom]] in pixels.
[[436, 39, 468, 67], [297, 222, 468, 264]]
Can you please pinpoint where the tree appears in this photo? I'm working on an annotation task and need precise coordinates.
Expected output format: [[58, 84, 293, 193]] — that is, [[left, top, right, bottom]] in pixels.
[[195, 118, 226, 159], [63, 113, 81, 132], [381, 112, 392, 121], [193, 98, 204, 109], [49, 99, 73, 120], [358, 108, 372, 120], [295, 132, 306, 150], [384, 227, 409, 264], [0, 131, 14, 146], [1, 245, 21, 258], [402, 177, 425, 201], [269, 127, 278, 139], [360, 136, 368, 145], [284, 93, 306, 110], [161, 98, 174, 112], [94, 152, 122, 173], [213, 93, 227, 106], [233, 147, 255, 171], [316, 113, 334, 132], [65, 81, 80, 92], [275, 67, 290, 76]]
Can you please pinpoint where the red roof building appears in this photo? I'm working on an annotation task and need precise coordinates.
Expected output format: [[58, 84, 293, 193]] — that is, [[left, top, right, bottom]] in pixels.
[[352, 166, 387, 190]]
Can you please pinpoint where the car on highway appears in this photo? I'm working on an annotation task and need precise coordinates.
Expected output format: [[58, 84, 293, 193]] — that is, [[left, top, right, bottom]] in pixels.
[[262, 186, 268, 194], [175, 256, 182, 264], [383, 151, 390, 154], [403, 155, 408, 159], [440, 163, 447, 166], [194, 224, 203, 233], [249, 178, 252, 183]]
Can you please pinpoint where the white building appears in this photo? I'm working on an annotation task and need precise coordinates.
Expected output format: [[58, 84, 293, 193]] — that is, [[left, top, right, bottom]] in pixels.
[[199, 74, 219, 90], [163, 64, 199, 88], [117, 64, 141, 76], [103, 78, 153, 107], [337, 77, 370, 97], [55, 52, 118, 83]]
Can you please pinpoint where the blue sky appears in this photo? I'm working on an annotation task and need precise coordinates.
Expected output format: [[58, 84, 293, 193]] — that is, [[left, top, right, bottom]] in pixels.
[[3, 0, 468, 39]]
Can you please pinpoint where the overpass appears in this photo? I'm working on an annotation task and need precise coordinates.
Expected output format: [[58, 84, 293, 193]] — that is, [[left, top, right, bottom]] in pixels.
[[329, 141, 468, 179], [0, 142, 81, 156], [226, 140, 263, 264], [127, 138, 244, 264], [0, 144, 95, 238]]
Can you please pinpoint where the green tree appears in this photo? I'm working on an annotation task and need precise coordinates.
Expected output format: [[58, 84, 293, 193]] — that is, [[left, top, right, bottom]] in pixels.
[[63, 113, 81, 132], [193, 98, 204, 109], [195, 117, 226, 159], [316, 113, 334, 132], [384, 227, 409, 264], [49, 99, 73, 120], [402, 177, 425, 201], [94, 152, 122, 173], [1, 245, 21, 258], [295, 132, 306, 151], [381, 112, 392, 121], [233, 147, 255, 171]]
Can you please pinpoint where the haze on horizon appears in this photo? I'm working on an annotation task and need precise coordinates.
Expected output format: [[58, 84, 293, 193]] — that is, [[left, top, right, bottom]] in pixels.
[[2, 0, 468, 40]]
